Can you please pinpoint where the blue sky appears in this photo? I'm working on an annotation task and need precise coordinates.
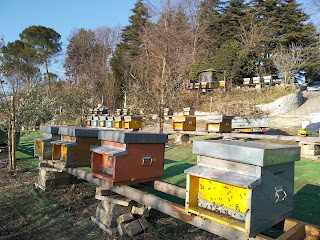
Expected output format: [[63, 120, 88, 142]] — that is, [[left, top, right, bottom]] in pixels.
[[0, 0, 317, 77]]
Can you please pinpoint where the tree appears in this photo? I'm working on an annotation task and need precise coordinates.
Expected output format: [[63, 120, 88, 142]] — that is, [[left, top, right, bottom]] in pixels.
[[110, 0, 150, 104], [64, 27, 119, 110], [272, 44, 314, 85], [20, 25, 62, 92], [1, 40, 39, 91], [127, 0, 195, 133]]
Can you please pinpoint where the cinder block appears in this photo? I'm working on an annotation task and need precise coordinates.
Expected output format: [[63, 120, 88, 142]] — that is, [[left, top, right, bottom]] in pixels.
[[117, 223, 127, 237], [131, 204, 151, 217], [96, 202, 132, 228], [117, 213, 134, 225], [124, 217, 150, 238]]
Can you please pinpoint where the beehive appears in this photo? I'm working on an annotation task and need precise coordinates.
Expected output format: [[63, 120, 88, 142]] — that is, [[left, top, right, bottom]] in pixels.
[[113, 116, 123, 129], [91, 130, 168, 186], [51, 127, 100, 167], [185, 140, 300, 238], [205, 115, 233, 133], [85, 116, 92, 127], [98, 116, 107, 127], [122, 116, 142, 130], [105, 116, 114, 128], [34, 126, 60, 160], [172, 116, 196, 131], [91, 116, 99, 127]]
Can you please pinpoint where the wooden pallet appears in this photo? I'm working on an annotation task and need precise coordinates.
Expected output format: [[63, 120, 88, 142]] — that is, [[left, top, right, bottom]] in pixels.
[[42, 160, 320, 240]]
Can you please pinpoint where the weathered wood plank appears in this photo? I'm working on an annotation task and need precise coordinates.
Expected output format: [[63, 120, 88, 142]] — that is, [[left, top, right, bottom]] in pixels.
[[179, 131, 320, 143], [95, 195, 131, 206], [90, 216, 114, 235], [276, 222, 305, 240], [153, 180, 186, 199], [34, 182, 46, 191]]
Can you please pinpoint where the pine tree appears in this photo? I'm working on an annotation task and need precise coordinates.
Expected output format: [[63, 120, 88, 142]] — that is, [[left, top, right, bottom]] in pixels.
[[110, 0, 150, 100], [220, 0, 249, 42]]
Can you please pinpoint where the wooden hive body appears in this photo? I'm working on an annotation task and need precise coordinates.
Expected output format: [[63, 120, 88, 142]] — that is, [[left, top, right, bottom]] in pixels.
[[91, 130, 168, 186]]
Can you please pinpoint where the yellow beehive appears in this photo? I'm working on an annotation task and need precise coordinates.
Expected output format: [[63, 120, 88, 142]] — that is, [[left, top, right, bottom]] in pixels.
[[113, 116, 123, 129], [172, 116, 196, 131], [51, 127, 100, 167], [122, 116, 142, 130], [34, 126, 60, 160], [185, 140, 300, 238], [205, 115, 233, 133]]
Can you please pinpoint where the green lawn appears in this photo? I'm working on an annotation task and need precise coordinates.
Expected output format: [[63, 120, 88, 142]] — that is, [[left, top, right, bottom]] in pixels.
[[16, 132, 320, 226]]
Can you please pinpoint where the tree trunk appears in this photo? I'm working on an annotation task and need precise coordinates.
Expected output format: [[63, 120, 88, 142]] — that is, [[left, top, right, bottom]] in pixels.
[[45, 60, 50, 95]]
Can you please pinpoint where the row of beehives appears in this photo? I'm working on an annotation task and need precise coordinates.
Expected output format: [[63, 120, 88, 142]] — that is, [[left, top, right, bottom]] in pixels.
[[34, 125, 300, 238], [85, 115, 142, 130], [35, 125, 166, 186], [172, 115, 233, 132], [172, 115, 270, 133]]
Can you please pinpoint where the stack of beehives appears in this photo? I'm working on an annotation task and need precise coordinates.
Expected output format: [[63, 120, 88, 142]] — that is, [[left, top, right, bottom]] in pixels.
[[92, 187, 151, 238]]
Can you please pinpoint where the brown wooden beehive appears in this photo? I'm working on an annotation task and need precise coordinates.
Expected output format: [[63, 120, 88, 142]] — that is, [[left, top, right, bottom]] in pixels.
[[91, 130, 168, 186], [51, 127, 100, 167]]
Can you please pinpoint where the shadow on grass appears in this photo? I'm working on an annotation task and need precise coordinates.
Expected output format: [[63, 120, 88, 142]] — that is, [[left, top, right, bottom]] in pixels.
[[292, 184, 320, 226]]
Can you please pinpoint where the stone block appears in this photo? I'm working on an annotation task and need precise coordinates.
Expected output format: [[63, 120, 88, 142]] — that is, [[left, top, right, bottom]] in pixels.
[[124, 217, 150, 238], [96, 201, 132, 228], [131, 204, 151, 217], [117, 213, 134, 225]]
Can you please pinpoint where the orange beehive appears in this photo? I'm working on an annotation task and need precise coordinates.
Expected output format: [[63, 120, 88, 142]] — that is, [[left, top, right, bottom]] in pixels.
[[91, 130, 168, 186]]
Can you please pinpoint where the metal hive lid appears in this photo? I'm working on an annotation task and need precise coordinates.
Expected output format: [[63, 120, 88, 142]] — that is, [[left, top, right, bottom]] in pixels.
[[193, 140, 300, 166], [51, 140, 78, 147], [184, 165, 261, 189], [91, 145, 127, 157], [98, 130, 168, 144], [39, 125, 60, 134], [58, 127, 100, 137]]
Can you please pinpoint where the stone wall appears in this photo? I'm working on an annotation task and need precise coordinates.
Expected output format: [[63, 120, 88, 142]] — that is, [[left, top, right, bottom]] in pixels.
[[258, 90, 303, 116]]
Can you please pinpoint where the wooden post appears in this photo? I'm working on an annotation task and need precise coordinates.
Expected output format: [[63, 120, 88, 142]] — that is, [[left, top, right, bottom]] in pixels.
[[10, 95, 16, 172]]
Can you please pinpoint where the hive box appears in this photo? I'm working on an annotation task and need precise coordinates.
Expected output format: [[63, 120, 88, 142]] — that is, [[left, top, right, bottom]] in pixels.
[[113, 116, 124, 129], [98, 116, 107, 127], [172, 116, 196, 131], [91, 130, 168, 186], [91, 116, 99, 127], [122, 116, 142, 130], [205, 115, 233, 133], [105, 116, 114, 128], [51, 127, 100, 167], [34, 126, 60, 160], [185, 140, 300, 238]]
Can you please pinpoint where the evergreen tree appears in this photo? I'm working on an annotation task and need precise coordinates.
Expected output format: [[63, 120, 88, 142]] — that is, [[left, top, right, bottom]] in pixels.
[[110, 0, 150, 100], [220, 0, 249, 42]]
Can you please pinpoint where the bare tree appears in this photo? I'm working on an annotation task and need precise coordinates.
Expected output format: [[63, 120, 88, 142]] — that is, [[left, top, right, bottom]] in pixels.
[[128, 0, 195, 133], [272, 44, 312, 86]]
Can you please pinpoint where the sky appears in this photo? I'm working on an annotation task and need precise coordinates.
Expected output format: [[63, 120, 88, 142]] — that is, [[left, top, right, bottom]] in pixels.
[[0, 0, 318, 76], [0, 0, 138, 75]]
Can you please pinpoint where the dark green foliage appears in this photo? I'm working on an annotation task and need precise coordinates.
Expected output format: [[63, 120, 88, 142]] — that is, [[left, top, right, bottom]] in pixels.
[[110, 0, 150, 95], [20, 25, 61, 65]]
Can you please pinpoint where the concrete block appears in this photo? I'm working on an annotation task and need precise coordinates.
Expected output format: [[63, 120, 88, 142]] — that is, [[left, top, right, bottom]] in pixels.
[[175, 133, 190, 144], [117, 213, 134, 225], [117, 223, 127, 237], [131, 204, 151, 217], [96, 201, 132, 228], [124, 217, 150, 238]]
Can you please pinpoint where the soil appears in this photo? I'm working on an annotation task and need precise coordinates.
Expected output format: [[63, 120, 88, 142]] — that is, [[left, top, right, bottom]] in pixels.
[[0, 153, 220, 240]]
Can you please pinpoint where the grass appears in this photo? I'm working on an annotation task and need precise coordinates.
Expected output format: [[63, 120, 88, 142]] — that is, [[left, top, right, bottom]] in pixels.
[[2, 131, 319, 240]]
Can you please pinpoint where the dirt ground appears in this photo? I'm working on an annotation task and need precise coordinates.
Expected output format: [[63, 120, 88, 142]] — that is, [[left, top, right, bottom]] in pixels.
[[0, 153, 220, 240]]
